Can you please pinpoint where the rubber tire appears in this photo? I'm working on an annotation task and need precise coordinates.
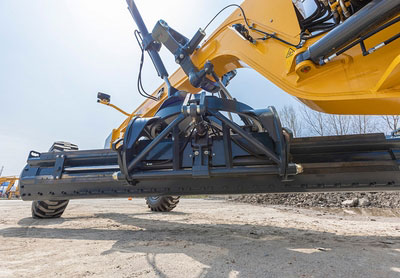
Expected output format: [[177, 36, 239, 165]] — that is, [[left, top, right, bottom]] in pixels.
[[145, 196, 180, 212], [31, 200, 70, 219], [31, 141, 78, 219]]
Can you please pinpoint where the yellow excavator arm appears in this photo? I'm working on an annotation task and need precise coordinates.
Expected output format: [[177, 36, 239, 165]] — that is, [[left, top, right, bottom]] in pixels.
[[109, 0, 400, 142]]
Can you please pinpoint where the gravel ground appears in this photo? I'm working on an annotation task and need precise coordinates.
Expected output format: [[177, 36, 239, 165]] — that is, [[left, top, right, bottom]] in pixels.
[[0, 198, 400, 278], [231, 192, 400, 208]]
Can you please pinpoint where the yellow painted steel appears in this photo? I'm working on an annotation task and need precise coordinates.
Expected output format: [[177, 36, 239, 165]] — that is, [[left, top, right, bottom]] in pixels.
[[0, 176, 19, 199], [98, 99, 132, 117], [112, 0, 400, 142]]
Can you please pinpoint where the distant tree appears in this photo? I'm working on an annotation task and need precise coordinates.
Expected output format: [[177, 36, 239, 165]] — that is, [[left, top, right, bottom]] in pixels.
[[381, 115, 400, 132], [351, 115, 387, 134], [352, 115, 370, 134], [293, 105, 397, 137], [279, 105, 302, 137], [327, 114, 352, 135], [300, 105, 329, 136]]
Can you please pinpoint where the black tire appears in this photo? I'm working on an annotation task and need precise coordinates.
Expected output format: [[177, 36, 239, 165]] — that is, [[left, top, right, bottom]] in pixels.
[[48, 141, 78, 152], [145, 196, 180, 212], [31, 141, 78, 219], [31, 200, 70, 219]]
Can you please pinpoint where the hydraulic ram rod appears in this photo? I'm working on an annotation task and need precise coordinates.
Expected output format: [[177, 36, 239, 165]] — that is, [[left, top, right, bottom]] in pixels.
[[297, 0, 400, 64]]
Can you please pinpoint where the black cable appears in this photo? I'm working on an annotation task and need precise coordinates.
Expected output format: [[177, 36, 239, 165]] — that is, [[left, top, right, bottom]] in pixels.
[[134, 30, 158, 101], [203, 4, 302, 48], [203, 4, 240, 32], [301, 0, 326, 25], [299, 0, 338, 39], [302, 11, 332, 28], [180, 127, 195, 152]]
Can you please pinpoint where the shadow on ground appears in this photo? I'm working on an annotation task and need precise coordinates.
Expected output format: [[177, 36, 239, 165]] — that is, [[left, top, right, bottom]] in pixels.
[[2, 211, 400, 277]]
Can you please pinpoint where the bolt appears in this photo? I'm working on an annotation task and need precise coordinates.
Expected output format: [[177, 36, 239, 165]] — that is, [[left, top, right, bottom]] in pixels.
[[179, 53, 185, 59], [189, 154, 193, 158], [194, 151, 199, 156], [160, 20, 167, 27], [300, 66, 311, 73], [296, 164, 304, 174], [204, 150, 209, 155]]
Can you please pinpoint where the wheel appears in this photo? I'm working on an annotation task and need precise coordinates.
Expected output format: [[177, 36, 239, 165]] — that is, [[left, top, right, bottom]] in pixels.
[[31, 141, 78, 219], [31, 200, 70, 219], [145, 196, 180, 212]]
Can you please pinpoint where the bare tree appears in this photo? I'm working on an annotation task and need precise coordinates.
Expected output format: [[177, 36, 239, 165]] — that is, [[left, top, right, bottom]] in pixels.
[[300, 105, 329, 136], [351, 115, 385, 134], [381, 115, 400, 132], [292, 104, 392, 137], [327, 114, 352, 135], [279, 105, 302, 137]]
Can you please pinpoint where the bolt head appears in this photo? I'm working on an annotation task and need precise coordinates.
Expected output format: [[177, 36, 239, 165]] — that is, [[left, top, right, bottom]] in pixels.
[[194, 151, 199, 156], [300, 66, 312, 73], [179, 53, 185, 59], [160, 20, 167, 27]]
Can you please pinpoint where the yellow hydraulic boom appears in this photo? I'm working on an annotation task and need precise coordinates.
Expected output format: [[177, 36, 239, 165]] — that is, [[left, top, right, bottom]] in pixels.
[[109, 0, 400, 143]]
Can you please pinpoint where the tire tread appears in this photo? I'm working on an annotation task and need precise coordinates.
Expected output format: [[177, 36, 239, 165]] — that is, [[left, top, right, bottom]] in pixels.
[[31, 141, 77, 219], [145, 196, 180, 212]]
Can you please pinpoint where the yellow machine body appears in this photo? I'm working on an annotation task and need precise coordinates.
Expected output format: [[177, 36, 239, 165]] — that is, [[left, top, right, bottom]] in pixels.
[[108, 0, 400, 143], [0, 176, 19, 199]]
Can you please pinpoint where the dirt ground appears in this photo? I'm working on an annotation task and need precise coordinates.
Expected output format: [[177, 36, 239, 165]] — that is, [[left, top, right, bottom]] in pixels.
[[0, 199, 400, 278]]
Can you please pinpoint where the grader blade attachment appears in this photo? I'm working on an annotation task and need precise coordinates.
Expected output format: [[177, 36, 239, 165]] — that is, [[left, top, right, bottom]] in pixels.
[[20, 95, 400, 201]]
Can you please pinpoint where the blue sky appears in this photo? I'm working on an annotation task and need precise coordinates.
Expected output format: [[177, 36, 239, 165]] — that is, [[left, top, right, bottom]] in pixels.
[[0, 0, 299, 176]]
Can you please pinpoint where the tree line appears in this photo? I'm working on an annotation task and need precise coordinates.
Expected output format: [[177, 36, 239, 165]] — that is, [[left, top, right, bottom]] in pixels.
[[279, 104, 400, 137]]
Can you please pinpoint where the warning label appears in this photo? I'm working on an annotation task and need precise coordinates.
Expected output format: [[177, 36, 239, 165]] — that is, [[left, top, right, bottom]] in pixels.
[[286, 48, 295, 58]]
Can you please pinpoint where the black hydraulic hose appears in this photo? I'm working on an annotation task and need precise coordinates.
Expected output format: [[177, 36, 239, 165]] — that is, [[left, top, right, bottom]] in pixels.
[[301, 0, 327, 25], [333, 16, 400, 57], [126, 0, 169, 79], [299, 0, 400, 64], [203, 4, 301, 47], [304, 12, 333, 27], [134, 30, 158, 101]]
